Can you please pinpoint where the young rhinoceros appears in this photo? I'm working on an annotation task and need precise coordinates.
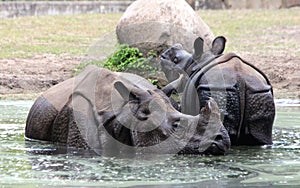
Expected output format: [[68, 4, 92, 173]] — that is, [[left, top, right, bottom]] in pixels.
[[25, 65, 230, 156], [160, 37, 275, 146]]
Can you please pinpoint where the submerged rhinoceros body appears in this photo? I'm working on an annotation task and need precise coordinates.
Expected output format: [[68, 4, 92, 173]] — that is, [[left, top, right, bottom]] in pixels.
[[160, 37, 275, 146], [25, 65, 230, 156]]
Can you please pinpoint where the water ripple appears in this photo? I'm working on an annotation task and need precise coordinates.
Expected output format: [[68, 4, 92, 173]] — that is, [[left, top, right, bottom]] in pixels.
[[0, 100, 300, 187]]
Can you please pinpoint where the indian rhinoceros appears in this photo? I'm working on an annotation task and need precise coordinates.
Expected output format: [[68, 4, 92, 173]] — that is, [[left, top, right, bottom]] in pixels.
[[160, 36, 275, 146], [25, 65, 230, 156]]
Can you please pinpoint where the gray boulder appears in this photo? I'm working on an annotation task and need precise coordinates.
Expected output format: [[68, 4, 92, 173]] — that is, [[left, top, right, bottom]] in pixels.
[[116, 0, 214, 54]]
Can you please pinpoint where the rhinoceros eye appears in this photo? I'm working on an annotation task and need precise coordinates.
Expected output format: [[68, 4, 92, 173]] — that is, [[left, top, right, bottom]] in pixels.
[[173, 55, 181, 64], [173, 57, 178, 63], [141, 108, 151, 115]]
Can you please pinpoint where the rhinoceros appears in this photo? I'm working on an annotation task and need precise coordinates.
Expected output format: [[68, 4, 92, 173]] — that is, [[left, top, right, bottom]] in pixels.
[[160, 36, 275, 146], [25, 65, 230, 156]]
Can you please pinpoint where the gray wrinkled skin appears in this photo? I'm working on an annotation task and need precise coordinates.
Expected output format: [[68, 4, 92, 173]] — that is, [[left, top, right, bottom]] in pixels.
[[160, 36, 275, 146], [25, 65, 230, 157]]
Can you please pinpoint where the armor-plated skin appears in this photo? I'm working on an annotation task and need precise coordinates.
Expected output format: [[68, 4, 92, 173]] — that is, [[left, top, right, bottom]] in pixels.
[[160, 37, 275, 146], [25, 65, 230, 156]]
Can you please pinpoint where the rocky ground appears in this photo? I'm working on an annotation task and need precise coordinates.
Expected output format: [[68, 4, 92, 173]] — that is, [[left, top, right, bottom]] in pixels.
[[0, 54, 82, 99], [236, 25, 300, 99], [243, 54, 299, 99], [0, 50, 299, 100]]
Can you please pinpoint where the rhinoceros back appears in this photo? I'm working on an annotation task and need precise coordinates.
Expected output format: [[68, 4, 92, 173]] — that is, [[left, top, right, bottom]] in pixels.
[[182, 53, 275, 145], [25, 65, 102, 143], [25, 65, 123, 151], [25, 95, 58, 141]]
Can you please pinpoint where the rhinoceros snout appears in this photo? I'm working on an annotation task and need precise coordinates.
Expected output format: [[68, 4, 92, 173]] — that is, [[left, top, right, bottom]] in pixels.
[[206, 127, 231, 155]]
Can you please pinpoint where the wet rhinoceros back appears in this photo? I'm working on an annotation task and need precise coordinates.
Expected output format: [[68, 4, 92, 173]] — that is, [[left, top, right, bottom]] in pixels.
[[25, 95, 58, 141], [25, 77, 76, 141], [182, 53, 275, 145], [25, 66, 117, 144]]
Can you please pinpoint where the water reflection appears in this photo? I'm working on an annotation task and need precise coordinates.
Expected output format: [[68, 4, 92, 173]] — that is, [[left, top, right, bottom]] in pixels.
[[0, 100, 33, 124], [0, 100, 300, 187]]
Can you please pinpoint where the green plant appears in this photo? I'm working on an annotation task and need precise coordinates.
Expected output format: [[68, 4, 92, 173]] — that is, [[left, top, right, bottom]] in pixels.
[[78, 44, 161, 87], [103, 44, 158, 76], [147, 78, 159, 87], [103, 44, 142, 71], [74, 44, 159, 78]]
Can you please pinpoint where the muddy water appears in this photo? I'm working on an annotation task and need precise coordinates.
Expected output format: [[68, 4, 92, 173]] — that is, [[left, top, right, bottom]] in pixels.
[[0, 100, 299, 187]]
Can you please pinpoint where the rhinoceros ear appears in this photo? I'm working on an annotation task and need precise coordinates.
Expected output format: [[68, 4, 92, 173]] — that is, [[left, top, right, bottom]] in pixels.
[[211, 36, 226, 55], [114, 81, 139, 102], [193, 37, 204, 61]]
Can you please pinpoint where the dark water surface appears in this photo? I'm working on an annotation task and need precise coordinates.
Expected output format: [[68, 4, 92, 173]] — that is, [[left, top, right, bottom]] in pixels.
[[0, 100, 299, 187]]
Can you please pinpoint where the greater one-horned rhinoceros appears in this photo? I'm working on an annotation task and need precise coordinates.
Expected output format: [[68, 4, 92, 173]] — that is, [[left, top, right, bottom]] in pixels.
[[25, 65, 230, 156], [160, 36, 275, 146]]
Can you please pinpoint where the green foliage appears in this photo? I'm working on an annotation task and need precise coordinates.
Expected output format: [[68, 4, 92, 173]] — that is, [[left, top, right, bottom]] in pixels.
[[74, 44, 161, 87], [147, 78, 159, 86], [74, 44, 159, 79], [103, 44, 143, 71], [103, 44, 158, 76]]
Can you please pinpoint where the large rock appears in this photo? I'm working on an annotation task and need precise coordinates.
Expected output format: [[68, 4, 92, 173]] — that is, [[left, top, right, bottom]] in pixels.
[[116, 0, 214, 54]]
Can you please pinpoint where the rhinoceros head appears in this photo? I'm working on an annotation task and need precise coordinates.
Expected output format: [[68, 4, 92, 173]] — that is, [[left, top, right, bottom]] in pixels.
[[160, 36, 226, 82], [102, 79, 231, 156]]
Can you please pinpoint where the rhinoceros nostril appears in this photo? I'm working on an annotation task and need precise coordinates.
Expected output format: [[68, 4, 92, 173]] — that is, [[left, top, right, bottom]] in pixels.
[[215, 134, 223, 141], [172, 121, 180, 128]]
